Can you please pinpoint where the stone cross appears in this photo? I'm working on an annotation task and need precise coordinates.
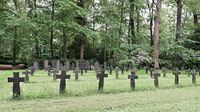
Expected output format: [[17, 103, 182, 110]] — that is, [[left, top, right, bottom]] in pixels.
[[44, 60, 49, 71], [51, 68, 59, 80], [22, 69, 31, 83], [152, 70, 160, 88], [128, 70, 138, 90], [162, 67, 167, 77], [73, 68, 81, 80], [191, 69, 197, 85], [56, 70, 70, 94], [96, 70, 108, 92], [173, 68, 181, 85], [115, 67, 120, 79], [47, 66, 53, 76], [8, 72, 25, 97], [79, 61, 85, 75]]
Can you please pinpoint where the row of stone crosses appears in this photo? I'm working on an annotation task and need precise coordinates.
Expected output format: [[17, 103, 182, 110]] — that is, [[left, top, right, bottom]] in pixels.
[[7, 60, 200, 98]]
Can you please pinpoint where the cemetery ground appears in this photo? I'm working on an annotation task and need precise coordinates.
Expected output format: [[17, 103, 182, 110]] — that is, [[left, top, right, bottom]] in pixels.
[[1, 70, 200, 112]]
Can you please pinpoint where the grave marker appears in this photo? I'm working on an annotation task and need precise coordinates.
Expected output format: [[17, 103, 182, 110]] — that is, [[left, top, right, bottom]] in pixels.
[[96, 70, 108, 91], [56, 70, 70, 94], [115, 67, 120, 79], [73, 68, 81, 80], [51, 68, 59, 80], [128, 70, 138, 90], [191, 69, 197, 85], [22, 69, 31, 83], [173, 68, 181, 85], [162, 67, 167, 77], [152, 70, 160, 87], [8, 72, 25, 97]]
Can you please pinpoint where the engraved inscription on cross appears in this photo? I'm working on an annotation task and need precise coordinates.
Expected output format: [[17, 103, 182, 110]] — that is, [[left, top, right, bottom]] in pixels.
[[8, 72, 25, 97]]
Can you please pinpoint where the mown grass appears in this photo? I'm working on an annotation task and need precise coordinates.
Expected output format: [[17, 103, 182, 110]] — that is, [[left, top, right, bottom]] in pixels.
[[0, 69, 200, 112]]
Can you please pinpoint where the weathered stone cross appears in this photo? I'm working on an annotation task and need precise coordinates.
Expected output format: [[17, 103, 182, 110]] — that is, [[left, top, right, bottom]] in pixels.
[[56, 70, 70, 94], [128, 70, 138, 90], [191, 69, 197, 85], [22, 69, 31, 83], [152, 70, 160, 88], [173, 68, 181, 85], [96, 70, 108, 92], [8, 72, 25, 97]]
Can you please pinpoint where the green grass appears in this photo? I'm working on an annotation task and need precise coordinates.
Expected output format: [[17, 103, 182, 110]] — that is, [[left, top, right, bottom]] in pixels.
[[0, 70, 200, 112]]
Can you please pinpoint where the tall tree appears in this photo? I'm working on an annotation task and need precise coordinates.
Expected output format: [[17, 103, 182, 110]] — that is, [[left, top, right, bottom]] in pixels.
[[175, 0, 183, 41], [77, 0, 86, 60], [153, 0, 162, 69]]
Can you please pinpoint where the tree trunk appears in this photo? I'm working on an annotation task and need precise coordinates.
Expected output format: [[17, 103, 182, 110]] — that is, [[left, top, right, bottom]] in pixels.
[[147, 0, 154, 46], [175, 0, 183, 41], [130, 0, 135, 44], [77, 0, 86, 60], [153, 0, 162, 69], [50, 0, 55, 59]]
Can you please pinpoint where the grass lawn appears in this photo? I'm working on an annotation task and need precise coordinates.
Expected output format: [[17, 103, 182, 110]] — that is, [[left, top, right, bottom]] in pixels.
[[0, 70, 200, 112]]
